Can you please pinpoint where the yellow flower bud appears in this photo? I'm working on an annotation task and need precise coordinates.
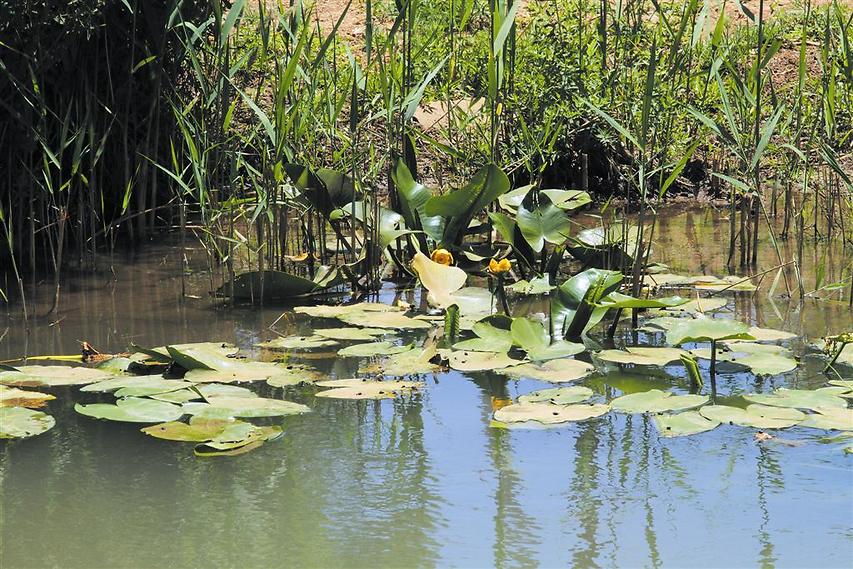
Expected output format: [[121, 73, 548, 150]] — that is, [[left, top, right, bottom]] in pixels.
[[430, 248, 454, 266], [489, 258, 511, 274]]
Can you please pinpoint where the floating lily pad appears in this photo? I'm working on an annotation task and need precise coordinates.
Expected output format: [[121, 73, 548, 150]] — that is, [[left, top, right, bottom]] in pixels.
[[0, 365, 117, 387], [185, 361, 321, 386], [362, 347, 442, 376], [0, 386, 55, 408], [700, 404, 805, 429], [338, 311, 432, 330], [445, 351, 521, 372], [666, 317, 754, 345], [661, 297, 728, 314], [338, 342, 413, 358], [0, 407, 56, 438], [183, 396, 310, 419], [314, 379, 423, 399], [295, 302, 401, 319], [743, 327, 797, 342], [517, 386, 593, 405], [744, 388, 848, 411], [800, 407, 853, 431], [596, 347, 687, 367], [141, 343, 238, 370], [506, 277, 555, 295], [151, 383, 259, 404], [610, 389, 708, 414], [453, 316, 514, 353], [654, 411, 719, 437], [510, 317, 584, 361], [638, 316, 685, 332], [691, 343, 797, 376], [75, 398, 184, 423], [256, 335, 339, 350], [501, 359, 595, 383], [141, 417, 239, 442], [313, 327, 390, 341], [494, 402, 610, 425], [193, 424, 283, 457]]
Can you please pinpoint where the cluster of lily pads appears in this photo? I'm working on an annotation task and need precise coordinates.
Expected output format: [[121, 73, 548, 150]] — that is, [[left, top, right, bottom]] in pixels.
[[1, 262, 851, 455]]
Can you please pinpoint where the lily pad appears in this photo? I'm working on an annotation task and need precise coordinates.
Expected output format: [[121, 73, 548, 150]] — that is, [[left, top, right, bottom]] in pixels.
[[744, 388, 848, 411], [596, 347, 687, 367], [362, 347, 442, 376], [256, 335, 339, 350], [654, 411, 720, 437], [0, 386, 55, 408], [494, 402, 610, 424], [151, 384, 259, 403], [185, 362, 321, 385], [338, 342, 413, 358], [338, 311, 432, 330], [506, 277, 555, 295], [313, 327, 390, 341], [0, 365, 117, 387], [314, 379, 423, 400], [799, 407, 853, 431], [193, 424, 283, 456], [744, 326, 797, 342], [0, 407, 56, 438], [501, 359, 595, 383], [453, 316, 514, 353], [700, 404, 805, 429], [518, 386, 594, 405], [445, 351, 521, 372], [141, 416, 239, 442], [183, 396, 310, 419], [691, 343, 797, 376], [610, 389, 709, 414], [295, 302, 401, 319], [75, 398, 185, 423], [510, 317, 584, 361], [660, 297, 728, 313], [666, 318, 754, 345]]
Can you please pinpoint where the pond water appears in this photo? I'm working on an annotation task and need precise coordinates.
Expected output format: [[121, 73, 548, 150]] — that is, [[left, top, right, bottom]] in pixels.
[[1, 207, 851, 568]]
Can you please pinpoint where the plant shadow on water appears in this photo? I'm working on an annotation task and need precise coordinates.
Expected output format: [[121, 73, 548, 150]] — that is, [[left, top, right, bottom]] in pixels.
[[0, 208, 851, 568]]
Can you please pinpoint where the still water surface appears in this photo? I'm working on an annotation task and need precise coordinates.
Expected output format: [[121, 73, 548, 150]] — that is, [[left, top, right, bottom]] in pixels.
[[1, 208, 851, 568]]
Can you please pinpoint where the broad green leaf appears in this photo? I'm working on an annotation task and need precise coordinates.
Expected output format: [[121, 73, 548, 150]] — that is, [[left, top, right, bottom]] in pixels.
[[0, 365, 116, 387], [691, 343, 797, 376], [0, 386, 55, 408], [391, 159, 443, 243], [494, 402, 609, 425], [654, 411, 719, 437], [314, 379, 423, 400], [501, 359, 595, 383], [183, 396, 310, 419], [744, 388, 847, 411], [799, 407, 853, 431], [540, 189, 592, 211], [445, 350, 521, 372], [0, 407, 55, 438], [700, 404, 804, 429], [76, 398, 184, 423], [552, 268, 623, 339], [339, 310, 433, 330], [599, 292, 689, 309], [141, 417, 238, 442], [256, 335, 339, 350], [338, 342, 413, 357], [361, 347, 441, 376], [597, 347, 688, 367], [516, 195, 571, 253], [518, 386, 593, 405], [666, 318, 754, 345], [313, 327, 390, 341], [506, 277, 555, 295], [610, 390, 708, 414]]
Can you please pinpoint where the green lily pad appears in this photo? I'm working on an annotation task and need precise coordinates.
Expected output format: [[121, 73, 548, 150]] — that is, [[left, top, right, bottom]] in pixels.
[[743, 326, 797, 342], [313, 327, 390, 341], [691, 343, 797, 375], [151, 383, 259, 403], [361, 347, 442, 376], [506, 277, 555, 295], [338, 342, 413, 358], [183, 396, 310, 419], [445, 350, 522, 372], [599, 292, 690, 310], [494, 402, 610, 425], [76, 398, 185, 423], [517, 386, 593, 405], [0, 386, 55, 408], [800, 407, 853, 431], [185, 362, 321, 385], [339, 310, 433, 330], [509, 317, 584, 361], [610, 389, 709, 414], [0, 365, 117, 387], [193, 424, 283, 457], [141, 416, 239, 442], [700, 404, 805, 429], [596, 347, 687, 367], [264, 363, 325, 387], [638, 316, 685, 333], [146, 343, 238, 370], [256, 335, 339, 350], [501, 359, 595, 383], [654, 411, 720, 437], [453, 316, 514, 353], [314, 379, 423, 399], [744, 388, 848, 411], [0, 407, 56, 438], [660, 297, 728, 313], [666, 318, 754, 345]]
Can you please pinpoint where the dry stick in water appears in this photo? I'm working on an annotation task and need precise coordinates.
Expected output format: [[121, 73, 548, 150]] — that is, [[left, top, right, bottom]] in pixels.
[[706, 261, 796, 297]]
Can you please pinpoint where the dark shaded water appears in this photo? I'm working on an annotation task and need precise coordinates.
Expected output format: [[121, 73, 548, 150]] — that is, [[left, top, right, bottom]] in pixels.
[[1, 208, 851, 568]]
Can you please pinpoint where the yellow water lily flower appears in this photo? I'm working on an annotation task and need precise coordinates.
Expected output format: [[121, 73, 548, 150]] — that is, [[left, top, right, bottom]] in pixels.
[[431, 248, 454, 266], [488, 258, 512, 274]]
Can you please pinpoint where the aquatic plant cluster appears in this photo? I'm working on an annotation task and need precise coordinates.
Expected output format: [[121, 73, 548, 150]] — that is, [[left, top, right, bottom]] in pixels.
[[2, 267, 851, 455], [1, 0, 851, 312]]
